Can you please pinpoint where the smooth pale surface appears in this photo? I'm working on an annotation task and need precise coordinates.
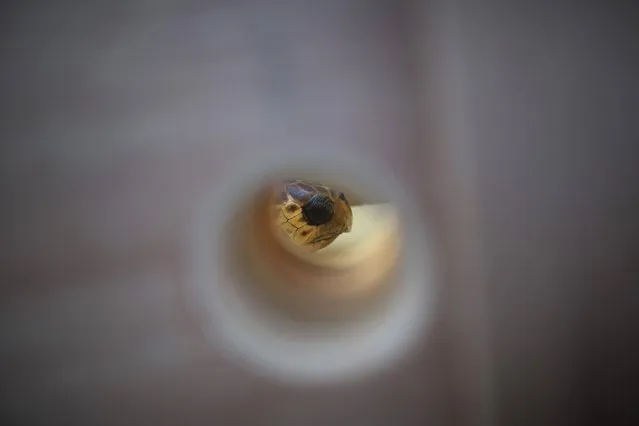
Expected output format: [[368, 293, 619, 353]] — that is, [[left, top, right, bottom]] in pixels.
[[249, 198, 403, 310], [191, 156, 431, 384], [4, 1, 635, 425], [0, 1, 505, 425]]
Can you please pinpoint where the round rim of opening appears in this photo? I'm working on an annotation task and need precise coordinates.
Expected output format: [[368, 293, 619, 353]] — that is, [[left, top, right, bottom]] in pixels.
[[187, 149, 436, 384]]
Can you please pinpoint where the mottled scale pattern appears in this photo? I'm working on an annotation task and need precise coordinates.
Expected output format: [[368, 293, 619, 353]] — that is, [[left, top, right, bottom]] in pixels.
[[273, 179, 353, 252]]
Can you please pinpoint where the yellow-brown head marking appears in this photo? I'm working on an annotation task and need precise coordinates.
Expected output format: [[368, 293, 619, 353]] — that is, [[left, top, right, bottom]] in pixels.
[[273, 180, 353, 252]]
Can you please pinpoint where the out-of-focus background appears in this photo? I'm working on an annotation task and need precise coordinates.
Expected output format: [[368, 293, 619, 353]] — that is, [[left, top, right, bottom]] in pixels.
[[1, 1, 637, 425]]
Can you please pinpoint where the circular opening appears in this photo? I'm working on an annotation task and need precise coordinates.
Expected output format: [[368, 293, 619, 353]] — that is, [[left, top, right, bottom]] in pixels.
[[189, 153, 433, 384], [230, 173, 402, 323]]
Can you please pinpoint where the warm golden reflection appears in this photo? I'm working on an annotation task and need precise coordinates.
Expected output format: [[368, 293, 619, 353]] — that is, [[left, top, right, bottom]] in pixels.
[[227, 177, 402, 321]]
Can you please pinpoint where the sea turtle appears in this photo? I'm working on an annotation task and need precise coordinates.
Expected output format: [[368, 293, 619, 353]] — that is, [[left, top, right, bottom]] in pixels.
[[272, 179, 353, 252]]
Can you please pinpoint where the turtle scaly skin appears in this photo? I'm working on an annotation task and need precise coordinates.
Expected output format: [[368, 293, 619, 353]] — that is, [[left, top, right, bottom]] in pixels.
[[273, 180, 353, 252]]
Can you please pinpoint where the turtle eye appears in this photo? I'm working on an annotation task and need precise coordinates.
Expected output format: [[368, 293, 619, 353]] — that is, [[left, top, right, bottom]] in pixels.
[[302, 194, 334, 226]]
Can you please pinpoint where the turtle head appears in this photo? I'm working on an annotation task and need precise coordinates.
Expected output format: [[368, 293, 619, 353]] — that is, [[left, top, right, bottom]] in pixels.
[[336, 192, 353, 233]]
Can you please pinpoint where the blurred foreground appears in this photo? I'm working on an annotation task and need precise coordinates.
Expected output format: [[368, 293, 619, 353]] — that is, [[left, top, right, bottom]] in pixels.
[[1, 1, 638, 425]]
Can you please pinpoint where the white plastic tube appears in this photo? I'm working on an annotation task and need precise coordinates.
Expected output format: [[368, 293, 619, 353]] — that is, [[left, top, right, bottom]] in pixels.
[[187, 149, 435, 384]]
